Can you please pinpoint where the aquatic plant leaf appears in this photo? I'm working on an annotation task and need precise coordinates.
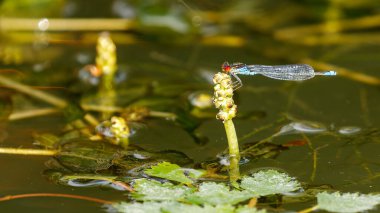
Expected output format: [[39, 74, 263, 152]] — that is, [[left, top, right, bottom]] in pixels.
[[1, 0, 65, 17], [186, 182, 255, 205], [132, 178, 194, 201], [282, 184, 333, 203], [111, 201, 168, 213], [240, 170, 301, 196], [111, 201, 235, 213], [162, 202, 235, 213], [144, 162, 200, 184], [235, 206, 267, 213], [150, 150, 193, 166], [63, 104, 85, 123], [33, 133, 60, 149], [182, 168, 206, 179], [317, 192, 380, 213]]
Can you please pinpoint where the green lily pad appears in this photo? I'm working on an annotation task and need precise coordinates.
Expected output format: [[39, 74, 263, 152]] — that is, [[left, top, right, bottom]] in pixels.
[[240, 170, 301, 196], [162, 202, 235, 213], [111, 201, 168, 213], [317, 192, 380, 213], [144, 162, 204, 184], [111, 201, 238, 213], [132, 178, 194, 201], [235, 206, 267, 213], [186, 182, 255, 205]]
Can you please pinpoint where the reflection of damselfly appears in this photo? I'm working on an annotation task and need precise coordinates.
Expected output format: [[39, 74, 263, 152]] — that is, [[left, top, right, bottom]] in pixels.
[[222, 62, 337, 90]]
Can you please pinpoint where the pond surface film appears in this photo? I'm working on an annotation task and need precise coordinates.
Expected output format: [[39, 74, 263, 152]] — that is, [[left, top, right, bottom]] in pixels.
[[1, 0, 380, 212]]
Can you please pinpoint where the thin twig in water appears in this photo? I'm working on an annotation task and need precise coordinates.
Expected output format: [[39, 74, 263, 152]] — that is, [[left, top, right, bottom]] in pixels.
[[359, 88, 371, 126], [311, 145, 327, 182], [297, 205, 319, 213], [0, 75, 68, 108], [112, 181, 134, 192], [239, 117, 286, 142], [84, 113, 100, 126], [239, 123, 275, 142], [81, 104, 177, 120], [275, 14, 380, 39], [0, 18, 134, 31], [0, 193, 112, 204], [9, 108, 60, 121], [149, 111, 177, 120], [0, 147, 57, 156]]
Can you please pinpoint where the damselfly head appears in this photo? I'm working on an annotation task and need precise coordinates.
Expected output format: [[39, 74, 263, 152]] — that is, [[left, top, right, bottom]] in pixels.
[[222, 61, 231, 73]]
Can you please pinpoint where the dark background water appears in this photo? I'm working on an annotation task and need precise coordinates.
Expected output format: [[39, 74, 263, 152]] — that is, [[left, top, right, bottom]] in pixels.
[[1, 0, 380, 212]]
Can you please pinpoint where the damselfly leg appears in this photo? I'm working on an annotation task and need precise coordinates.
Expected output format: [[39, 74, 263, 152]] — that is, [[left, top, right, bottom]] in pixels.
[[230, 72, 243, 90]]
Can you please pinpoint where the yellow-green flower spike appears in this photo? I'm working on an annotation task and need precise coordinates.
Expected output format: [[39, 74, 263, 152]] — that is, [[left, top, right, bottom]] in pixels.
[[213, 72, 237, 122], [96, 32, 117, 75], [96, 32, 117, 93]]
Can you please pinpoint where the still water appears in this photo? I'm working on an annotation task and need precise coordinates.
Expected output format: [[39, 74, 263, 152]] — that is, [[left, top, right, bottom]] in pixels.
[[1, 0, 380, 212]]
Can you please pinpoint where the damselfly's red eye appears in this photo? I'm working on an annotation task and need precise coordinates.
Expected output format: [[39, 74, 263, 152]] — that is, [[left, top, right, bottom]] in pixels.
[[222, 61, 231, 73]]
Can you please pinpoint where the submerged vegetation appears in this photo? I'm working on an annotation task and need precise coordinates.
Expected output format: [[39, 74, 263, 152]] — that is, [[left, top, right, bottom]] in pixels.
[[1, 0, 380, 212]]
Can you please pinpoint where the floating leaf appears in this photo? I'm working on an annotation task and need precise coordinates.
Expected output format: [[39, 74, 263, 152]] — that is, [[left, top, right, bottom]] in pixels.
[[162, 202, 235, 213], [282, 184, 333, 203], [111, 201, 168, 213], [240, 170, 301, 196], [317, 192, 380, 213], [235, 206, 267, 213], [132, 178, 194, 201], [111, 201, 236, 213], [33, 133, 60, 149], [186, 182, 255, 205], [144, 162, 201, 184], [182, 168, 206, 179]]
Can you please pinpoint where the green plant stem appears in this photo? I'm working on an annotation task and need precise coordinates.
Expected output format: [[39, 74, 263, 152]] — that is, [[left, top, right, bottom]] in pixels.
[[0, 147, 57, 156], [81, 103, 177, 120], [98, 90, 116, 120], [297, 205, 319, 213], [223, 119, 240, 186]]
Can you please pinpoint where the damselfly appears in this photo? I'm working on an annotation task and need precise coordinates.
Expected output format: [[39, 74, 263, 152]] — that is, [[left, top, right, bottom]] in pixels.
[[222, 62, 336, 90]]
